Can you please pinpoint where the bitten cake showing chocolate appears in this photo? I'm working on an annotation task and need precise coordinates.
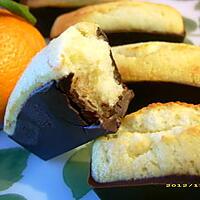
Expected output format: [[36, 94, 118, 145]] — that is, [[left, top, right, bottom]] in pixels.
[[3, 22, 133, 159], [50, 1, 185, 45], [91, 102, 200, 185]]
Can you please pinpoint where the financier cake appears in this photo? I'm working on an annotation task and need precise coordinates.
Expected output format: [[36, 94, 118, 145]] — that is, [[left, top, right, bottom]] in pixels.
[[112, 42, 200, 87], [51, 1, 185, 45], [91, 102, 200, 185], [3, 22, 133, 159]]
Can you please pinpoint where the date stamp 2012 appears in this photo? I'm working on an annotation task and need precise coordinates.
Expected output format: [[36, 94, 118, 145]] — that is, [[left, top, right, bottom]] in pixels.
[[166, 184, 200, 188]]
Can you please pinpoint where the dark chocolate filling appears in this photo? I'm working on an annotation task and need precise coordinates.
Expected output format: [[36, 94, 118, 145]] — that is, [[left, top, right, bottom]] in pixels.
[[59, 77, 133, 132]]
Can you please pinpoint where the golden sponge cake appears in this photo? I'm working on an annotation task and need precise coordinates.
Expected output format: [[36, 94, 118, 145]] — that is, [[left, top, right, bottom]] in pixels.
[[92, 102, 200, 183], [51, 1, 185, 45], [112, 42, 200, 87]]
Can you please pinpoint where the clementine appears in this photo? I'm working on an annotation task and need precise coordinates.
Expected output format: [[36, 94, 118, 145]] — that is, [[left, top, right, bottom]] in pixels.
[[0, 9, 46, 122]]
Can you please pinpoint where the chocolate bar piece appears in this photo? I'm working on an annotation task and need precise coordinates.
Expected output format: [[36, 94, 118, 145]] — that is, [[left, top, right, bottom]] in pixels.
[[10, 81, 109, 160], [4, 22, 133, 160]]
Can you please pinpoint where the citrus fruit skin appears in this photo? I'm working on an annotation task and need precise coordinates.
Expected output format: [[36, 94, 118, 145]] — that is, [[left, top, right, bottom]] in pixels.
[[0, 9, 46, 122]]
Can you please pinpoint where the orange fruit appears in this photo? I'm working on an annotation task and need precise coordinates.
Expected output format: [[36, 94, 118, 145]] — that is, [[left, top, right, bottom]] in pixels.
[[0, 9, 46, 122]]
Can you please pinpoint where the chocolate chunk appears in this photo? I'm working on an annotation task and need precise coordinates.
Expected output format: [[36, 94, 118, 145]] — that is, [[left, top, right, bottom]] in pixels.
[[10, 81, 109, 160]]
